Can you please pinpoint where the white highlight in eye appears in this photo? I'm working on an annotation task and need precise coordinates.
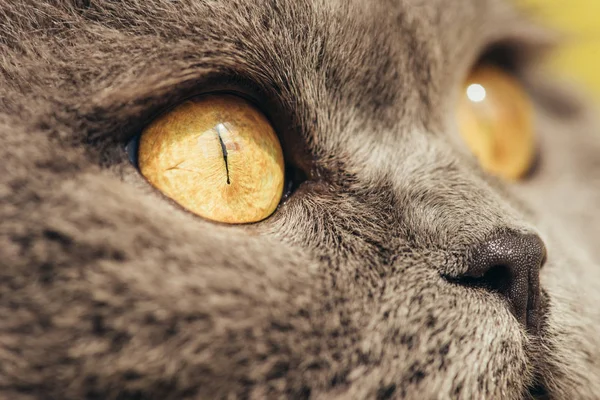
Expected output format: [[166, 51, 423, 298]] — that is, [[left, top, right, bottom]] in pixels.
[[467, 84, 486, 103], [215, 123, 226, 133]]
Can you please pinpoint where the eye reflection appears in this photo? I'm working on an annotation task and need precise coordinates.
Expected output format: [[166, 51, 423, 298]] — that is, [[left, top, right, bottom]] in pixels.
[[467, 83, 487, 103]]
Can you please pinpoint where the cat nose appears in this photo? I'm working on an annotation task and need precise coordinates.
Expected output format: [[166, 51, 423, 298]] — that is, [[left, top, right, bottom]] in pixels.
[[461, 232, 547, 332]]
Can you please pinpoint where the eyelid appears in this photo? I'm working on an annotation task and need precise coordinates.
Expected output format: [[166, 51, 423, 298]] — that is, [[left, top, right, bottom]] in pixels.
[[123, 86, 273, 145], [88, 70, 271, 147]]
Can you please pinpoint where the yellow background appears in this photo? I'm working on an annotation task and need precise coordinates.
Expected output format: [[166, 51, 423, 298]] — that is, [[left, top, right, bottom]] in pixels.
[[519, 0, 600, 101]]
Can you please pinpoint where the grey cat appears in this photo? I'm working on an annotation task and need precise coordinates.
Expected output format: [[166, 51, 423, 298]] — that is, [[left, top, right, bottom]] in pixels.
[[1, 0, 599, 399]]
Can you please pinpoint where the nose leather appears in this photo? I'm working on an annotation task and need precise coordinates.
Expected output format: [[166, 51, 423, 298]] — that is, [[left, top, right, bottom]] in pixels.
[[463, 232, 547, 332]]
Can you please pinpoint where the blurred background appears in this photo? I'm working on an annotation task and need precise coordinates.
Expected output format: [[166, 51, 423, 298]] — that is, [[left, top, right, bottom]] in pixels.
[[519, 0, 600, 103]]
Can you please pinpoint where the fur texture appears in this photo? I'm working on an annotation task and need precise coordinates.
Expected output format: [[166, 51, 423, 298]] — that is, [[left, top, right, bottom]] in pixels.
[[1, 0, 599, 398]]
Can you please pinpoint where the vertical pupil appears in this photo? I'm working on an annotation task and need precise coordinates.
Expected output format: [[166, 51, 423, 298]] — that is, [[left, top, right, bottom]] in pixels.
[[215, 123, 231, 185]]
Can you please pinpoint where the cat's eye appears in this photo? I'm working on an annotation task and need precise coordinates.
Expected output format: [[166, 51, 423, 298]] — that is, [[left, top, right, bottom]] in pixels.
[[457, 65, 535, 181], [131, 94, 285, 224]]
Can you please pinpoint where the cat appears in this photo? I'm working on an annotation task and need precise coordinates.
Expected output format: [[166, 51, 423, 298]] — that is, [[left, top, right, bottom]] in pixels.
[[1, 0, 599, 399]]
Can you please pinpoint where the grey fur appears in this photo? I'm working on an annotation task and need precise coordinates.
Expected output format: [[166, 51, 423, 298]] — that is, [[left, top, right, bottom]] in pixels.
[[1, 0, 599, 399]]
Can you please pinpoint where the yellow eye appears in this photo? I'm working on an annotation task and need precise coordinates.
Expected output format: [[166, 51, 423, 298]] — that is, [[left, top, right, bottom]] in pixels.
[[457, 65, 535, 180], [137, 94, 285, 224]]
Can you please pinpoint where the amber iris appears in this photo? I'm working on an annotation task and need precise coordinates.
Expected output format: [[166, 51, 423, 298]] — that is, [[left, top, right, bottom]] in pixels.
[[138, 94, 285, 224], [457, 65, 535, 180]]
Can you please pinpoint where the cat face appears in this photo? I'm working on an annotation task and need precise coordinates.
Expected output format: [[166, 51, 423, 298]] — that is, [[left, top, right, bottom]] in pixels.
[[1, 0, 599, 398]]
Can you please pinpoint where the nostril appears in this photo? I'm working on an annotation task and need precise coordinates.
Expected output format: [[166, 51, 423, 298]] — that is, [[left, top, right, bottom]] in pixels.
[[452, 264, 513, 295], [477, 264, 513, 294]]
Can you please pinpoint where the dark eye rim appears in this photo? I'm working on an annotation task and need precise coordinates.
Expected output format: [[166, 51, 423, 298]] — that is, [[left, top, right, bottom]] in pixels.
[[476, 43, 521, 74], [125, 91, 308, 223], [125, 132, 140, 167]]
